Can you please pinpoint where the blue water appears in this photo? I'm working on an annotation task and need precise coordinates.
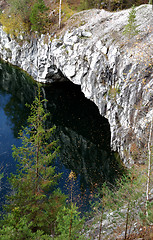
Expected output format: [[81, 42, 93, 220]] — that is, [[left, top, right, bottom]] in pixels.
[[0, 89, 90, 212], [0, 91, 21, 170], [0, 90, 21, 206], [0, 61, 124, 212]]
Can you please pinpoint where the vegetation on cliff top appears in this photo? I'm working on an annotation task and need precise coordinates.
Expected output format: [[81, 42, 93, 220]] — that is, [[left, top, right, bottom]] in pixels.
[[0, 0, 151, 36]]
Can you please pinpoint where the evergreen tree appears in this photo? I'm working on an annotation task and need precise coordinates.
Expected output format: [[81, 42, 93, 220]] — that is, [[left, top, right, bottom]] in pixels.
[[91, 167, 145, 239], [55, 171, 85, 240], [30, 0, 49, 33], [0, 213, 51, 239], [0, 86, 66, 236], [113, 168, 144, 239], [123, 5, 139, 37]]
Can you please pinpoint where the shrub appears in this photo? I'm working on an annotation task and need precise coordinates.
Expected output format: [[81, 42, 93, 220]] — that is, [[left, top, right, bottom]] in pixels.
[[0, 12, 29, 37], [30, 0, 49, 33], [61, 2, 75, 23], [7, 0, 33, 23]]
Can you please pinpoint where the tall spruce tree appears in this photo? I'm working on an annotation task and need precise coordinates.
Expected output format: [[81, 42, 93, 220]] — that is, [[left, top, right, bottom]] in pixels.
[[1, 86, 66, 236]]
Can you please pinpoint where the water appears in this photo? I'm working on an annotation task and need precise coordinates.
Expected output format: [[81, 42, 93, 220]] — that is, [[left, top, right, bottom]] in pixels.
[[0, 60, 124, 212]]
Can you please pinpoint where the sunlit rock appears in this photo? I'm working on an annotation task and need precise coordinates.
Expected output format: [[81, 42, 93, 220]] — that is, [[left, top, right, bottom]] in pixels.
[[0, 5, 153, 165]]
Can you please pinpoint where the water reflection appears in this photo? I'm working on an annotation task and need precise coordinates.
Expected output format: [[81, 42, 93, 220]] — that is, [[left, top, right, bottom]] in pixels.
[[44, 83, 124, 192], [0, 60, 36, 137], [0, 60, 124, 211]]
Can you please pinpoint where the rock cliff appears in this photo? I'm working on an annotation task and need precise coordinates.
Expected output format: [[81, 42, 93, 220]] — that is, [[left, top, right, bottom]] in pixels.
[[0, 4, 153, 165]]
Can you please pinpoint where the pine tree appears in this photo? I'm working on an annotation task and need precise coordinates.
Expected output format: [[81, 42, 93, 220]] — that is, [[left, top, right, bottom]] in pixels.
[[91, 167, 146, 239], [1, 85, 66, 236], [123, 5, 139, 37], [55, 171, 85, 240], [30, 0, 49, 33]]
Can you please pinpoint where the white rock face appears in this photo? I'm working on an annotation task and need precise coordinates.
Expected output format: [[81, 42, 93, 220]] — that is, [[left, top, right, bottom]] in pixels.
[[0, 5, 153, 165]]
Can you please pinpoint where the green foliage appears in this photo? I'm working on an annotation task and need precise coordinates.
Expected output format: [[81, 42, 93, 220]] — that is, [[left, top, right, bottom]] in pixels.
[[77, 0, 98, 10], [0, 12, 29, 37], [0, 213, 51, 240], [55, 170, 84, 239], [91, 182, 114, 239], [30, 0, 49, 33], [112, 168, 145, 238], [0, 0, 32, 35], [146, 201, 153, 223], [123, 5, 139, 37], [140, 200, 153, 225], [7, 0, 33, 23], [55, 204, 85, 240], [1, 0, 148, 35], [1, 85, 66, 235], [1, 0, 49, 34], [91, 167, 146, 239], [0, 173, 3, 181], [108, 85, 120, 99], [61, 2, 75, 23], [76, 0, 146, 11]]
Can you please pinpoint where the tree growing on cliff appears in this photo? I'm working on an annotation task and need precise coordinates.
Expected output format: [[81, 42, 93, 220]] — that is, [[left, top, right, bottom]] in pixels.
[[123, 5, 139, 37], [0, 85, 66, 236], [113, 168, 145, 239], [91, 167, 145, 239]]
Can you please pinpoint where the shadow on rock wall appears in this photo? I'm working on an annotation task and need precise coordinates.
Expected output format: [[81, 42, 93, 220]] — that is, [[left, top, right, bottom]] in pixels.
[[0, 61, 124, 192]]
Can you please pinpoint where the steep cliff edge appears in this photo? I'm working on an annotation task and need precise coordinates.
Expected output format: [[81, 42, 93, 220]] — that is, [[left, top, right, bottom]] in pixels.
[[0, 4, 153, 165]]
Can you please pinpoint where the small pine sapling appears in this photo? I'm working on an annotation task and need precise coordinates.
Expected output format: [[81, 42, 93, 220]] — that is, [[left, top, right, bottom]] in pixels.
[[55, 171, 85, 239], [91, 167, 145, 239], [112, 167, 145, 239], [123, 5, 139, 38]]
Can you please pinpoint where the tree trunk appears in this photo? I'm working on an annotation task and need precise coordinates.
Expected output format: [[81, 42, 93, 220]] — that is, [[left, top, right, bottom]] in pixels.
[[59, 0, 62, 29], [124, 202, 130, 239], [69, 206, 73, 240], [146, 117, 153, 217], [99, 204, 104, 240]]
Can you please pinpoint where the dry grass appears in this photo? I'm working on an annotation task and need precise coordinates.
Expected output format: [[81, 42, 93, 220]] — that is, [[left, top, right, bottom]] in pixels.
[[117, 225, 153, 239]]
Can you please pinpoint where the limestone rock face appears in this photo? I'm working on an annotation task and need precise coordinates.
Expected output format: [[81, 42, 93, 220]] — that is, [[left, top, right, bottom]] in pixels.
[[0, 4, 153, 165]]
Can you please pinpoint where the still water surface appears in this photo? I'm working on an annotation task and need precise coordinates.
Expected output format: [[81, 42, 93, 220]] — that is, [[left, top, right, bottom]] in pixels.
[[0, 61, 123, 212]]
